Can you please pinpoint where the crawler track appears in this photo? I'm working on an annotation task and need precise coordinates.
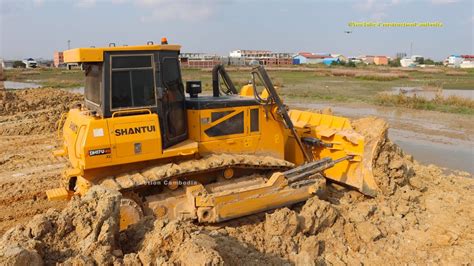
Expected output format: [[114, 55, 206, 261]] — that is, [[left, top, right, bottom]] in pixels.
[[98, 153, 294, 192]]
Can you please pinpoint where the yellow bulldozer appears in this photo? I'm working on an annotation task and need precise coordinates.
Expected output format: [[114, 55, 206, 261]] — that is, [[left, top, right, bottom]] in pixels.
[[47, 39, 379, 230]]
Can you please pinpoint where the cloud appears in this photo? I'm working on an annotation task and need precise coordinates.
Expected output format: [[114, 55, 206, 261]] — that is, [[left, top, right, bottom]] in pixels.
[[75, 0, 96, 8], [139, 0, 215, 22], [371, 12, 388, 21], [111, 0, 216, 22], [1, 1, 29, 16], [32, 0, 44, 6], [354, 0, 403, 21], [19, 0, 216, 21], [431, 0, 459, 4]]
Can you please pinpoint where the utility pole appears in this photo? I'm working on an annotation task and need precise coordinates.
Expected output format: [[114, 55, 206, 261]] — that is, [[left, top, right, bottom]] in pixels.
[[67, 40, 71, 50], [410, 42, 413, 57]]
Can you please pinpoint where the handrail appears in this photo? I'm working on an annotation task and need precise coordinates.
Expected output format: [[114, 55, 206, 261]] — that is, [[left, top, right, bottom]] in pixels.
[[112, 109, 152, 118], [212, 64, 238, 97]]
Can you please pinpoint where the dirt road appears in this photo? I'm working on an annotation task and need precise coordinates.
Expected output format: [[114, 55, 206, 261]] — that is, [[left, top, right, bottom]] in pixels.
[[0, 89, 473, 265]]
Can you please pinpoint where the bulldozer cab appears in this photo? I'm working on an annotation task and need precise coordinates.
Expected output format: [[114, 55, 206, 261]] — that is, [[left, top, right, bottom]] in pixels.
[[65, 42, 187, 148]]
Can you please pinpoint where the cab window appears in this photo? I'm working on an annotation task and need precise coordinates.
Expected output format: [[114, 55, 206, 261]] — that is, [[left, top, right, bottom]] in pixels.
[[110, 55, 156, 109], [84, 64, 102, 105]]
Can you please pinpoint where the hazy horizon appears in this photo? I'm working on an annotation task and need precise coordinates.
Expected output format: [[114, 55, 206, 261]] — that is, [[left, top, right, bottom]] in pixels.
[[1, 0, 473, 61]]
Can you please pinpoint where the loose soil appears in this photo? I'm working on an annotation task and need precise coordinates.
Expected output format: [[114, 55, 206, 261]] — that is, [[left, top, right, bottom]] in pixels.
[[0, 89, 472, 265]]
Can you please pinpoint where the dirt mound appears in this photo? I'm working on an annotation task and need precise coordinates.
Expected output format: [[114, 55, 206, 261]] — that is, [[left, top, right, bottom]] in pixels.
[[0, 186, 122, 265], [352, 117, 414, 195], [122, 217, 287, 265], [0, 89, 82, 136]]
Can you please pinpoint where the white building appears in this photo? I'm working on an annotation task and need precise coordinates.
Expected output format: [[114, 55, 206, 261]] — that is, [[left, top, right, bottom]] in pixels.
[[447, 55, 463, 67], [400, 55, 424, 68], [229, 50, 272, 58]]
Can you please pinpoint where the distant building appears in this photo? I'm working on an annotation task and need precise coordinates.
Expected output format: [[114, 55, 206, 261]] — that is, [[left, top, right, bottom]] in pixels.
[[360, 55, 375, 64], [221, 57, 246, 66], [180, 53, 218, 60], [447, 55, 463, 67], [330, 54, 347, 62], [54, 51, 64, 67], [179, 53, 221, 68], [400, 58, 416, 67], [258, 55, 292, 66], [348, 57, 362, 64], [400, 56, 423, 68], [460, 55, 474, 68], [229, 50, 271, 58], [446, 55, 474, 68], [229, 50, 292, 66], [323, 57, 339, 65], [1, 60, 14, 69], [411, 55, 424, 63], [373, 56, 388, 65], [293, 52, 326, 64]]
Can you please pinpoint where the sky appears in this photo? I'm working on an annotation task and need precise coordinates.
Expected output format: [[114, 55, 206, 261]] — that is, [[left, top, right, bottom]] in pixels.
[[0, 0, 473, 60]]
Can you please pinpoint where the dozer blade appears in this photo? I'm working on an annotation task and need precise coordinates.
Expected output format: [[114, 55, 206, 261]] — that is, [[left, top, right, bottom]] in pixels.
[[145, 157, 350, 223], [288, 110, 387, 197]]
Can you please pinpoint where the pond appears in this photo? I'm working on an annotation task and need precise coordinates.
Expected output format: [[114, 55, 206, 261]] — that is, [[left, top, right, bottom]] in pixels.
[[3, 81, 42, 89], [389, 87, 474, 100]]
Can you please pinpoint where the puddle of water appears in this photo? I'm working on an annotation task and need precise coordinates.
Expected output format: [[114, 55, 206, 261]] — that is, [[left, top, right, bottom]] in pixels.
[[389, 87, 474, 100], [4, 81, 42, 89], [289, 101, 474, 174], [389, 128, 474, 174], [64, 87, 84, 94], [2, 81, 84, 94]]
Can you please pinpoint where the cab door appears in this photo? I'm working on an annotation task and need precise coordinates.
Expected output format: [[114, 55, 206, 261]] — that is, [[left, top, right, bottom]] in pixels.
[[157, 52, 188, 148]]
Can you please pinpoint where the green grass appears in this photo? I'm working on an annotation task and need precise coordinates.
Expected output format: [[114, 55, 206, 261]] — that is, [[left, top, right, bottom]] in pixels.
[[375, 93, 474, 115], [4, 68, 83, 88], [5, 66, 473, 114]]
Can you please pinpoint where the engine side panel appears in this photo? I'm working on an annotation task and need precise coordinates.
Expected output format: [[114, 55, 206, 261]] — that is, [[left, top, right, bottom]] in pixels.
[[186, 104, 285, 159]]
